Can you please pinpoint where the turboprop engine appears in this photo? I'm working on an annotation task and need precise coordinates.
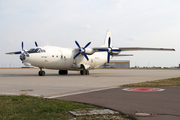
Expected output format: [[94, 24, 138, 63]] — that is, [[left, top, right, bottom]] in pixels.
[[110, 47, 121, 55], [84, 48, 95, 55]]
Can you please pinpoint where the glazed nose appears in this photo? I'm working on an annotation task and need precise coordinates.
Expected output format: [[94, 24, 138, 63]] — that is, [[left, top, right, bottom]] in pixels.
[[20, 54, 26, 61]]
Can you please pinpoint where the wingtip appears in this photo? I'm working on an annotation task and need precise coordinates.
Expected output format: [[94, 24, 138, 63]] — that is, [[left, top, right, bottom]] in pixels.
[[173, 49, 175, 51]]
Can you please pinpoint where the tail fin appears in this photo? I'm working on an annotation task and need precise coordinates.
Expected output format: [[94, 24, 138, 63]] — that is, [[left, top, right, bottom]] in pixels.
[[102, 30, 112, 47]]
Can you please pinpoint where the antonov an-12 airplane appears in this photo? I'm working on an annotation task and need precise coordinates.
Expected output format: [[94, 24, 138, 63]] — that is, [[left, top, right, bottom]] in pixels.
[[6, 30, 175, 76]]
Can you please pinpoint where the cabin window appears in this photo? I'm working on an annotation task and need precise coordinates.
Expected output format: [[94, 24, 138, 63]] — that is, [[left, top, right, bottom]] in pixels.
[[56, 55, 58, 58], [52, 55, 54, 57]]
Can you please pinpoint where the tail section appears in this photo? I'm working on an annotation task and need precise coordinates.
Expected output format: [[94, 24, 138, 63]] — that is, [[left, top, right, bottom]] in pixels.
[[102, 30, 112, 47]]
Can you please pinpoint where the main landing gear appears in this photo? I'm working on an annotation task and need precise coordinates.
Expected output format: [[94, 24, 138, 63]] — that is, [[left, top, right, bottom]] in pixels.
[[59, 70, 68, 75], [80, 70, 89, 75], [38, 68, 45, 76], [38, 69, 89, 76]]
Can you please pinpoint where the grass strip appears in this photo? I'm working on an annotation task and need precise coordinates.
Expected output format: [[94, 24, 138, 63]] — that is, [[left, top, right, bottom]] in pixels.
[[121, 77, 180, 87], [0, 95, 129, 120], [0, 95, 94, 120]]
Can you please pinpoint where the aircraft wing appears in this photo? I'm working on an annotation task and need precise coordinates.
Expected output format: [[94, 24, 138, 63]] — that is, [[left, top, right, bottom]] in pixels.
[[118, 47, 175, 51], [113, 54, 133, 56], [93, 47, 175, 52]]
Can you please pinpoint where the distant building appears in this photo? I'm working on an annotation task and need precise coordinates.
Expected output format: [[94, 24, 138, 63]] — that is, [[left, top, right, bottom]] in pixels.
[[99, 60, 130, 68]]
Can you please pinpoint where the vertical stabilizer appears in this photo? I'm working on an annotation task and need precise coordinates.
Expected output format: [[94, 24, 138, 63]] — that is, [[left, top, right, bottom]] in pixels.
[[102, 30, 112, 47]]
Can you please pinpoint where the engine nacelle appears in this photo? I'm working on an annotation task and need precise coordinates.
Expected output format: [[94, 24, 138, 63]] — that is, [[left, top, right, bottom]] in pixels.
[[84, 48, 95, 55], [111, 47, 121, 54]]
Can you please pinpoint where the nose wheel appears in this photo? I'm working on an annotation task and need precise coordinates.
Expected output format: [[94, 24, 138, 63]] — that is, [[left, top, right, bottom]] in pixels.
[[39, 68, 45, 76]]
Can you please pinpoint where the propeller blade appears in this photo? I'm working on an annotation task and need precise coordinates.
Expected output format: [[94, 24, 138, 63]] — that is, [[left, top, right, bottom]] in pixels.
[[82, 52, 89, 61], [22, 41, 24, 50], [111, 49, 121, 52], [15, 51, 22, 54], [73, 52, 81, 59], [107, 52, 110, 63], [83, 42, 91, 49], [108, 37, 111, 48], [75, 41, 81, 48], [35, 41, 38, 47]]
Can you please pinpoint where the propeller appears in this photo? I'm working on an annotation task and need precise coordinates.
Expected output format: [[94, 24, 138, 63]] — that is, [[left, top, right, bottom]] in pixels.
[[6, 41, 38, 55], [73, 41, 91, 61], [6, 41, 24, 54], [98, 37, 120, 63]]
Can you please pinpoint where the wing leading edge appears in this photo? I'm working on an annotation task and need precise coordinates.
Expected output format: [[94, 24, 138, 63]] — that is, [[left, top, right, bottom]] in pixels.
[[92, 47, 175, 52], [119, 47, 175, 51]]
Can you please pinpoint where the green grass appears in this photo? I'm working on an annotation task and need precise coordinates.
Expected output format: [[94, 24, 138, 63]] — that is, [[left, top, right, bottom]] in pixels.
[[0, 95, 129, 120], [121, 77, 180, 87], [0, 95, 94, 120]]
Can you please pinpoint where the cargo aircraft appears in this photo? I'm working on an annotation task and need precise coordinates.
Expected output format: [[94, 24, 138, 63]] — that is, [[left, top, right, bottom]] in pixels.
[[6, 30, 175, 76]]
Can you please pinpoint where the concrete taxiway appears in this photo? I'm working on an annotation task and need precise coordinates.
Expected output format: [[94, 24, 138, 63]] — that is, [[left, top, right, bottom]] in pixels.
[[0, 68, 180, 97]]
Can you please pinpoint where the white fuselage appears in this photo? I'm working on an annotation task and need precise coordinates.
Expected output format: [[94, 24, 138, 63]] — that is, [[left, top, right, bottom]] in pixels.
[[23, 46, 109, 70]]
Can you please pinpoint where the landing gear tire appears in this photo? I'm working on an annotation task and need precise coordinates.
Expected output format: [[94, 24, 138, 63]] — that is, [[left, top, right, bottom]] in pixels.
[[80, 70, 85, 75], [39, 71, 45, 76], [80, 70, 89, 75], [59, 70, 68, 75], [85, 70, 89, 75]]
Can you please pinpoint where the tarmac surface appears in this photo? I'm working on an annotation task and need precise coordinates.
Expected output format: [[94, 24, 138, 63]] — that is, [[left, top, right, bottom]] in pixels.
[[58, 87, 180, 120], [0, 68, 180, 120], [0, 68, 180, 97]]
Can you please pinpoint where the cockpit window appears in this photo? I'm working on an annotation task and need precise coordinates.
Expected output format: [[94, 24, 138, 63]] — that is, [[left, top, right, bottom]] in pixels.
[[27, 48, 46, 53]]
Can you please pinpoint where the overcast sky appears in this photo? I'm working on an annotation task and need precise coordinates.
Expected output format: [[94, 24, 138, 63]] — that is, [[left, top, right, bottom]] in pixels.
[[1, 0, 180, 68]]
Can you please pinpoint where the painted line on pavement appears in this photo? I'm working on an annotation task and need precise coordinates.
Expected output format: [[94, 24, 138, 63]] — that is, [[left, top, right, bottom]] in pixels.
[[45, 87, 119, 99]]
